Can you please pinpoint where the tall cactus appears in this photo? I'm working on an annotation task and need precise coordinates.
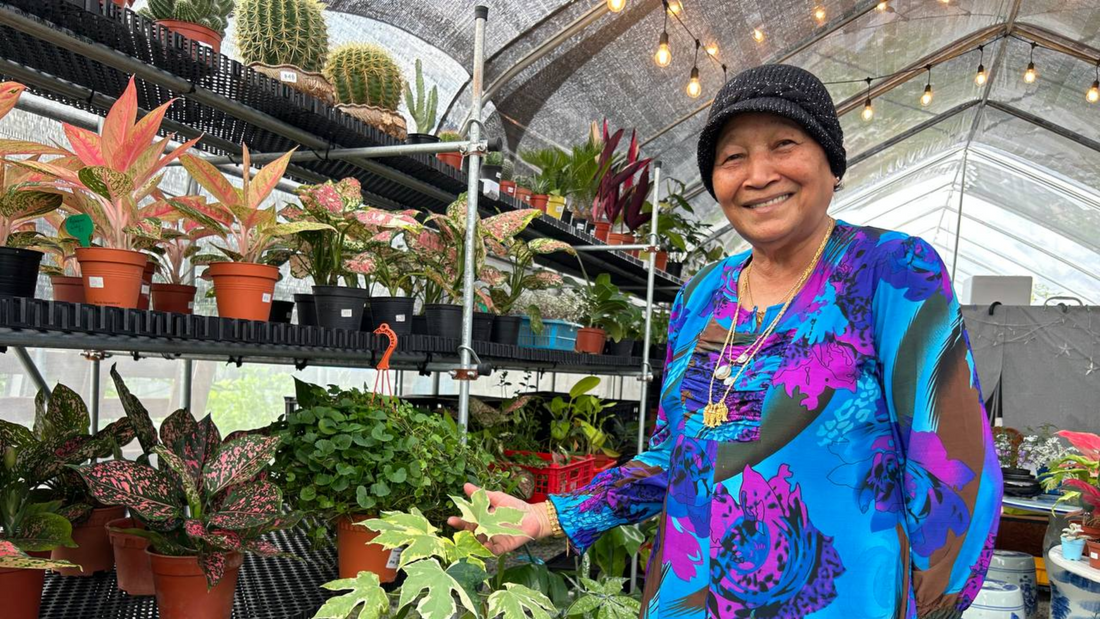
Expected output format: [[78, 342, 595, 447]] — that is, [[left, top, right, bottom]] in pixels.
[[235, 0, 329, 72], [501, 158, 515, 181], [403, 59, 437, 134], [142, 0, 235, 36], [324, 44, 403, 110]]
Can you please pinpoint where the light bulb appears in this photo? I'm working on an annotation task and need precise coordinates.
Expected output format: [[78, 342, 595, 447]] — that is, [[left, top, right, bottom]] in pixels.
[[753, 28, 765, 43], [1088, 81, 1100, 103], [920, 84, 933, 107], [606, 0, 626, 12], [666, 0, 682, 15], [1024, 62, 1037, 83], [939, 0, 950, 4], [686, 67, 701, 98], [705, 43, 719, 56], [654, 32, 672, 68], [876, 1, 888, 11], [862, 100, 874, 122], [814, 7, 826, 22], [975, 64, 987, 86]]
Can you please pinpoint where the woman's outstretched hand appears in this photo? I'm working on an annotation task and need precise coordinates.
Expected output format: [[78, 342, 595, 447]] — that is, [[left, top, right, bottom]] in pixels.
[[446, 483, 552, 555]]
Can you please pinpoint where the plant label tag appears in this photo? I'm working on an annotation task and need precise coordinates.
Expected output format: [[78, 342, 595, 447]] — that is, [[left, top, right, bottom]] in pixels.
[[1093, 551, 1099, 559], [88, 276, 104, 289], [395, 314, 406, 322], [280, 70, 298, 83], [341, 309, 353, 318], [188, 302, 194, 309], [141, 285, 150, 294], [385, 548, 403, 570], [262, 293, 272, 303]]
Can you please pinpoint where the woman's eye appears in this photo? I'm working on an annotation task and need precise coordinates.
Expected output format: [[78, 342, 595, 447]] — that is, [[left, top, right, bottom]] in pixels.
[[777, 139, 797, 148], [724, 153, 744, 163]]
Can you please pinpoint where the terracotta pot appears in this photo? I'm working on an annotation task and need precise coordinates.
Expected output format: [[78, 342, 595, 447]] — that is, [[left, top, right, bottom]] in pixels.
[[1088, 540, 1100, 569], [112, 0, 135, 5], [593, 222, 611, 242], [515, 187, 533, 206], [337, 515, 398, 582], [156, 19, 223, 54], [248, 63, 335, 106], [51, 505, 126, 576], [107, 517, 154, 596], [546, 195, 566, 219], [205, 262, 278, 321], [608, 231, 634, 246], [152, 283, 197, 314], [149, 550, 242, 619], [500, 180, 516, 197], [137, 260, 155, 310], [530, 194, 549, 212], [1076, 520, 1100, 539], [0, 559, 47, 619], [50, 275, 85, 303], [576, 327, 607, 355], [76, 247, 147, 308], [436, 152, 464, 170]]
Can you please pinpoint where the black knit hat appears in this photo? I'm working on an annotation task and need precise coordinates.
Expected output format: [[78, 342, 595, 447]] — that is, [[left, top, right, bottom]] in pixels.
[[697, 64, 846, 199]]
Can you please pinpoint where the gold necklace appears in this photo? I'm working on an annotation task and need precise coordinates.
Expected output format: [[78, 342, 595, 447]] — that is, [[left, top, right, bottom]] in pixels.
[[703, 219, 836, 428]]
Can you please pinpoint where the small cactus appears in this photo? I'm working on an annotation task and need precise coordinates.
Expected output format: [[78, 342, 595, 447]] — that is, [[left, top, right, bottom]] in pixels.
[[437, 130, 463, 143], [325, 44, 403, 110], [501, 158, 515, 181], [141, 0, 234, 36], [235, 0, 329, 72], [403, 59, 438, 134]]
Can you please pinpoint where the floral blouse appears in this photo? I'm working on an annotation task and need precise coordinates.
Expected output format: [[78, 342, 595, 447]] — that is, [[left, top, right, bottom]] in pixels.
[[550, 221, 1002, 619]]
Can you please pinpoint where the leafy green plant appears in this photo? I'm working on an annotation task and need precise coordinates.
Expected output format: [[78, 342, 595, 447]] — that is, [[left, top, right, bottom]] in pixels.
[[468, 396, 542, 462], [576, 273, 631, 338], [235, 0, 330, 72], [325, 44, 404, 110], [589, 525, 644, 582], [404, 59, 438, 134], [438, 130, 464, 143], [565, 577, 640, 619], [487, 232, 573, 317], [547, 377, 617, 457], [0, 434, 79, 570], [142, 0, 235, 36], [520, 147, 570, 197]]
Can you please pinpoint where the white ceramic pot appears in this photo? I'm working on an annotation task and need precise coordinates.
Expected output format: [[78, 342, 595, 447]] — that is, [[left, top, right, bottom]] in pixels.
[[987, 550, 1037, 618], [1048, 545, 1100, 618], [961, 579, 1025, 619]]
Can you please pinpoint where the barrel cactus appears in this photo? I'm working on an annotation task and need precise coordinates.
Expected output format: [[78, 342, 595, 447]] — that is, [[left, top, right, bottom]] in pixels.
[[325, 44, 403, 110], [141, 0, 235, 36], [501, 158, 515, 181], [235, 0, 329, 72]]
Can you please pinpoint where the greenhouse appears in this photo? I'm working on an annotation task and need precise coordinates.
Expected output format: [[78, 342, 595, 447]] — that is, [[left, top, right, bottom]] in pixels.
[[0, 0, 1097, 617]]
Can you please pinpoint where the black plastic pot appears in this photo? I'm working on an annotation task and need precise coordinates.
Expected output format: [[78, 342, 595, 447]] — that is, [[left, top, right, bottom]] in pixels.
[[481, 164, 502, 181], [412, 314, 428, 335], [312, 285, 371, 331], [606, 338, 636, 357], [406, 133, 441, 145], [424, 304, 462, 337], [269, 300, 294, 323], [666, 261, 684, 278], [0, 247, 43, 298], [473, 312, 494, 341], [491, 315, 521, 346], [369, 297, 415, 337], [294, 293, 316, 326]]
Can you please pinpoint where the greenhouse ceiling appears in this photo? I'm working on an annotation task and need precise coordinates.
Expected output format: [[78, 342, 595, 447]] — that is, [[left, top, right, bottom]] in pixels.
[[312, 0, 1100, 303]]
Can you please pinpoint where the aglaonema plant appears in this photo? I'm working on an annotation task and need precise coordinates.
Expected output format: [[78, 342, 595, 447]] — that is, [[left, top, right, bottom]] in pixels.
[[76, 388, 300, 587]]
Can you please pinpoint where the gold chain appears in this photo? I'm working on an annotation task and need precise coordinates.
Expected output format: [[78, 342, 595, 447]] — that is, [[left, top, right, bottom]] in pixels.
[[702, 219, 836, 428]]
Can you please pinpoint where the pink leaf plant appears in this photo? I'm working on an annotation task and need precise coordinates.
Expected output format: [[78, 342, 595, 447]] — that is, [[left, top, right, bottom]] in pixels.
[[1040, 430, 1100, 523], [591, 121, 652, 233]]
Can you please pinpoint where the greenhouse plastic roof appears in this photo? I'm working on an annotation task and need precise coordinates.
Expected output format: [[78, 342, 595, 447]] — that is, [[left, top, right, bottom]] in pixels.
[[259, 1, 1099, 302]]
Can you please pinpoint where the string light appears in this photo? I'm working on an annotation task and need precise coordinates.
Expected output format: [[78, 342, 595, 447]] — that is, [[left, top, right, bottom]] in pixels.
[[686, 40, 702, 98], [654, 4, 672, 68], [666, 0, 683, 15], [1088, 61, 1100, 104], [1024, 43, 1038, 83], [753, 28, 765, 43], [861, 78, 874, 122], [974, 45, 987, 86], [705, 43, 719, 56], [920, 65, 934, 107], [606, 0, 626, 13], [814, 6, 827, 23], [876, 1, 888, 11]]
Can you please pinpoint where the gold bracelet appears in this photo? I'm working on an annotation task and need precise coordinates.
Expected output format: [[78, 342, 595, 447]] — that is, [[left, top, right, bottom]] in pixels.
[[543, 501, 565, 538]]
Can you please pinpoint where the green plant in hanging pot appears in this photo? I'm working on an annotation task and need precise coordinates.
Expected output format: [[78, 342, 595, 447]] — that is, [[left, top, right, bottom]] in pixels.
[[236, 0, 334, 103], [403, 58, 439, 143], [141, 0, 235, 54], [325, 43, 407, 140], [575, 273, 631, 355], [180, 146, 334, 320]]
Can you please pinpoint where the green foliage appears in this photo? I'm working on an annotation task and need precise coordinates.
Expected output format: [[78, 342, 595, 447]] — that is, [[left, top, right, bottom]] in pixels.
[[576, 273, 632, 336], [437, 131, 464, 142], [142, 0, 235, 36], [325, 44, 404, 109], [404, 59, 438, 134], [566, 577, 640, 619], [590, 525, 644, 582], [451, 490, 526, 540], [547, 377, 617, 457], [235, 0, 330, 72], [488, 584, 557, 619], [206, 366, 290, 437]]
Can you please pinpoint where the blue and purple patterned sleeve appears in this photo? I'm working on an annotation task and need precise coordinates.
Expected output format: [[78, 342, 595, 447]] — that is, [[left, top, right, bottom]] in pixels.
[[547, 287, 689, 553], [871, 234, 1003, 619]]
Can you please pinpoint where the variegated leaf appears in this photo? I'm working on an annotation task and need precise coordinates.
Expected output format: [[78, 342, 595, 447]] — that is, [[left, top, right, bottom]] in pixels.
[[155, 445, 200, 509], [199, 550, 230, 589], [0, 138, 69, 157], [202, 435, 280, 496], [0, 82, 25, 122], [100, 76, 139, 171], [487, 584, 556, 619], [76, 460, 183, 523], [246, 148, 295, 210], [16, 511, 78, 552], [350, 207, 420, 231], [0, 418, 35, 450], [78, 165, 134, 202], [180, 154, 238, 206], [362, 509, 448, 568], [266, 221, 336, 237], [208, 480, 282, 530], [316, 571, 389, 619], [0, 539, 79, 571], [526, 238, 575, 255], [482, 209, 541, 242], [398, 558, 479, 619], [34, 383, 89, 441], [110, 364, 157, 454], [5, 190, 63, 220], [63, 123, 105, 166], [344, 252, 376, 275], [184, 520, 242, 553]]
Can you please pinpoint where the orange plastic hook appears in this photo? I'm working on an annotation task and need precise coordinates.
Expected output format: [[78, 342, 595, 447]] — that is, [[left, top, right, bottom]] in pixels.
[[372, 323, 398, 401]]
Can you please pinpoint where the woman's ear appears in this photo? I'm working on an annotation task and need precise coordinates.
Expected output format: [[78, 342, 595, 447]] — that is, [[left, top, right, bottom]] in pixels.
[[834, 176, 842, 192]]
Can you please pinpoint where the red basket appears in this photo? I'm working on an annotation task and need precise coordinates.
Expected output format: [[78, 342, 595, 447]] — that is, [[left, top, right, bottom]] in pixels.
[[590, 454, 618, 474], [503, 451, 594, 503]]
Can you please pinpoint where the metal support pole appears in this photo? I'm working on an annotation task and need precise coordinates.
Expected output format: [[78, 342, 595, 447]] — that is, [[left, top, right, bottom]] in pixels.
[[90, 356, 101, 433], [12, 346, 49, 400], [631, 161, 662, 591], [182, 359, 193, 411], [456, 5, 489, 439], [167, 139, 502, 167]]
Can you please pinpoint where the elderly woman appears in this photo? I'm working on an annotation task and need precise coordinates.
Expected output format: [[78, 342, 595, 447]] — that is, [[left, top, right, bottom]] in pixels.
[[451, 65, 1002, 619]]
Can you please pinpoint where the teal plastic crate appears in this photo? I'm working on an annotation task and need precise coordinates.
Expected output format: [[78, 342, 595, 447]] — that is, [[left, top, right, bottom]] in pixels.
[[517, 317, 580, 351]]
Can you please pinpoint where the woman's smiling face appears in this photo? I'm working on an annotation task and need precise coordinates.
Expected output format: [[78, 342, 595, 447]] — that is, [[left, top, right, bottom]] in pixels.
[[711, 112, 835, 249]]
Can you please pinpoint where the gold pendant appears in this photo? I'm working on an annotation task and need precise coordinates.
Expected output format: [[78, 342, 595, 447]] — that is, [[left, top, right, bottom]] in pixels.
[[703, 402, 728, 428]]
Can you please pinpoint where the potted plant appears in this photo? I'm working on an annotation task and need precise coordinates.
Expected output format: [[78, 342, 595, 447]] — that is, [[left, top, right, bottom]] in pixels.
[[9, 77, 203, 308], [149, 198, 216, 314], [605, 303, 643, 356], [236, 0, 334, 104], [575, 273, 631, 354], [344, 216, 424, 336], [498, 158, 517, 198], [404, 59, 439, 144], [37, 230, 83, 303], [286, 177, 418, 330], [140, 0, 235, 54], [487, 234, 573, 346], [325, 44, 407, 140], [1062, 523, 1088, 561], [273, 380, 507, 582], [436, 130, 465, 170], [511, 287, 584, 350], [76, 410, 298, 619], [539, 376, 619, 482], [589, 124, 651, 244], [1042, 431, 1100, 561], [513, 175, 534, 206], [180, 146, 333, 320]]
